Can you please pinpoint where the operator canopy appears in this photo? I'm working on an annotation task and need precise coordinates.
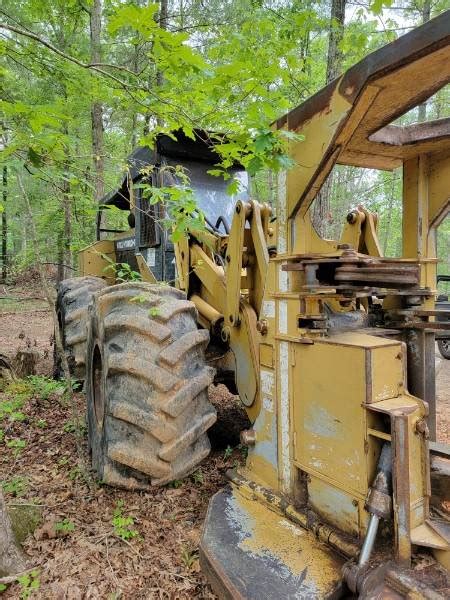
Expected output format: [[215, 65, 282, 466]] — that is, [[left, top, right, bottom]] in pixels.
[[101, 129, 248, 228]]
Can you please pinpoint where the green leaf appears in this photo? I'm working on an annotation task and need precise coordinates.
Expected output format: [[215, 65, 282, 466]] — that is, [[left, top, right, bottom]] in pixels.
[[226, 179, 240, 196], [247, 156, 263, 176], [27, 148, 44, 167]]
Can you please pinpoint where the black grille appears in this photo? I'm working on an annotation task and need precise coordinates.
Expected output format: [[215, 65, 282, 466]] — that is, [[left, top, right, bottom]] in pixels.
[[115, 249, 139, 273], [138, 196, 160, 248]]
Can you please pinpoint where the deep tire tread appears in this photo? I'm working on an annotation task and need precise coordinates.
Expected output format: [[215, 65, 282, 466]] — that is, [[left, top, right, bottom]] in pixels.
[[55, 276, 106, 380], [86, 282, 217, 487]]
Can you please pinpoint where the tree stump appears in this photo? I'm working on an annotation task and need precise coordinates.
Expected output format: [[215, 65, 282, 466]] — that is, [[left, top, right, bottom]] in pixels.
[[13, 350, 39, 378], [0, 354, 15, 382], [0, 490, 28, 577]]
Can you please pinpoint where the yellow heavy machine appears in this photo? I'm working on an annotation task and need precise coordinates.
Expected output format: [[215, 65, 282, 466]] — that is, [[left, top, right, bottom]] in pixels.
[[56, 13, 450, 599]]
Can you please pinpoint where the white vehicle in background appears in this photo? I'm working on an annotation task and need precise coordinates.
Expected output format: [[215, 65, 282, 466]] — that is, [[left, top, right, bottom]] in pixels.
[[436, 275, 450, 359]]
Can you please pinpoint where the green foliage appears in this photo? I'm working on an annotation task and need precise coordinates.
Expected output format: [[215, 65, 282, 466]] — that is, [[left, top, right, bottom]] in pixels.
[[7, 438, 26, 456], [180, 546, 199, 569], [104, 261, 142, 283], [17, 570, 40, 599], [112, 500, 140, 540], [223, 445, 233, 460], [167, 478, 183, 489], [2, 475, 28, 497], [63, 417, 87, 436], [68, 466, 82, 481], [55, 518, 75, 534], [191, 469, 204, 484], [0, 0, 448, 278], [0, 377, 67, 440], [0, 395, 26, 424], [26, 376, 67, 401]]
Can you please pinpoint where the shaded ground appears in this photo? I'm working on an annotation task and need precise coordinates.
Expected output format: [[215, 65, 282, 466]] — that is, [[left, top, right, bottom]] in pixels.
[[0, 281, 449, 597], [0, 282, 246, 598], [436, 352, 450, 444]]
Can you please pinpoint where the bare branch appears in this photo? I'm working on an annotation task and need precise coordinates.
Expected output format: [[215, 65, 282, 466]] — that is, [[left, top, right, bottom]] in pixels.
[[0, 22, 198, 125]]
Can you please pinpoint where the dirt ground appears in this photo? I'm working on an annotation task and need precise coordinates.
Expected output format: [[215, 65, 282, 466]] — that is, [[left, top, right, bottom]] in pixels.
[[0, 281, 449, 598]]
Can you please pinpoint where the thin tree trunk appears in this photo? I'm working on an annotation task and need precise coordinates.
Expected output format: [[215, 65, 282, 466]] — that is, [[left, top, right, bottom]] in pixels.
[[57, 230, 64, 284], [0, 490, 27, 577], [90, 0, 104, 204], [131, 42, 141, 149], [144, 0, 168, 134], [325, 0, 346, 84], [16, 173, 92, 486], [156, 0, 168, 91], [62, 161, 72, 279], [2, 166, 7, 282], [417, 0, 430, 122], [313, 0, 347, 237]]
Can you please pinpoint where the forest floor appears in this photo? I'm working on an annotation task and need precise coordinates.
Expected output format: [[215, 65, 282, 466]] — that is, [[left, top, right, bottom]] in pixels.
[[0, 279, 249, 599], [0, 279, 449, 599]]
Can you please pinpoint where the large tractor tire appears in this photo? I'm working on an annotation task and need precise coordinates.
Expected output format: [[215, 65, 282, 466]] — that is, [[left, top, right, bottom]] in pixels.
[[86, 282, 217, 489], [54, 276, 107, 380], [437, 339, 450, 359]]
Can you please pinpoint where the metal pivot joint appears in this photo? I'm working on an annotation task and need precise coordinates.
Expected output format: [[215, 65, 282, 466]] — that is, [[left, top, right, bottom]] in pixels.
[[344, 443, 393, 593]]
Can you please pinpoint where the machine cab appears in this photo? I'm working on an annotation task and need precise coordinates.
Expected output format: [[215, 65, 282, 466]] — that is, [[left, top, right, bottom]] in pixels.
[[95, 130, 249, 286]]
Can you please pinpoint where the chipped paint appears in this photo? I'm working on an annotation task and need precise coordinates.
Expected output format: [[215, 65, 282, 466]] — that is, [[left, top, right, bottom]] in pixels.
[[262, 300, 275, 319], [263, 395, 274, 412], [260, 369, 275, 396], [279, 519, 304, 536], [278, 300, 288, 334], [308, 478, 360, 536], [251, 404, 278, 470], [304, 405, 343, 440], [231, 490, 344, 595], [279, 264, 289, 292], [279, 341, 291, 492]]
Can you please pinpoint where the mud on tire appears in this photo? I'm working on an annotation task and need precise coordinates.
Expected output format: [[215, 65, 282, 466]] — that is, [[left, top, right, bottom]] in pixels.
[[54, 276, 107, 380], [86, 282, 217, 489], [437, 339, 450, 360]]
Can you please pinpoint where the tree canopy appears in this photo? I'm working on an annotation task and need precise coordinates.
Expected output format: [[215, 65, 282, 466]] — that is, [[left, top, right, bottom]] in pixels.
[[0, 0, 449, 279]]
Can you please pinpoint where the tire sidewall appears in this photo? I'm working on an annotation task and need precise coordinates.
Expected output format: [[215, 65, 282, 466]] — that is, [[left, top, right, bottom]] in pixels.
[[86, 303, 108, 480], [53, 293, 67, 380]]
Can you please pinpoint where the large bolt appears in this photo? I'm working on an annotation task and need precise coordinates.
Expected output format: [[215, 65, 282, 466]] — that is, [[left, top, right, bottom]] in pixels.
[[256, 319, 268, 335], [347, 211, 358, 224], [240, 429, 256, 446], [415, 418, 430, 439]]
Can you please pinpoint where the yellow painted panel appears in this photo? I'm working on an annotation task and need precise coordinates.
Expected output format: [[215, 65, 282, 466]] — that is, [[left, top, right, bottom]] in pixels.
[[308, 477, 360, 537], [293, 340, 368, 496], [79, 240, 115, 284], [259, 343, 274, 368], [369, 343, 403, 403]]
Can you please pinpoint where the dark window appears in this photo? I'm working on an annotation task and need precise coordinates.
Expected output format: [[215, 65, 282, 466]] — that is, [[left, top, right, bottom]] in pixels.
[[136, 182, 160, 248]]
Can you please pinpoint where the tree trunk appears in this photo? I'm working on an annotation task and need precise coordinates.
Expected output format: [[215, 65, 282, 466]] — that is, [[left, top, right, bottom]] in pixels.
[[144, 0, 168, 134], [62, 161, 72, 278], [90, 0, 104, 205], [131, 42, 141, 149], [312, 0, 347, 237], [156, 0, 168, 91], [417, 0, 430, 122], [57, 229, 64, 283], [2, 166, 7, 282], [0, 490, 27, 577], [325, 0, 346, 84]]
